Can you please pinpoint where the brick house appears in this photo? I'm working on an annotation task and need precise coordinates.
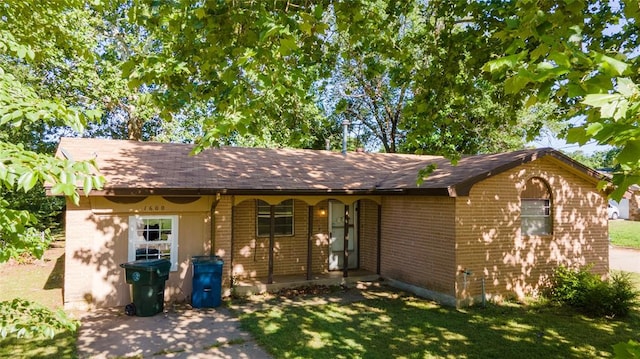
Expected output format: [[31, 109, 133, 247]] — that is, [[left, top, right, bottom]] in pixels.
[[53, 137, 609, 310], [625, 185, 640, 221]]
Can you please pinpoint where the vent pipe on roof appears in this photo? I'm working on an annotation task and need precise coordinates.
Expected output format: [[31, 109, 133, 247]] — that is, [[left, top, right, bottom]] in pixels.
[[342, 119, 349, 155]]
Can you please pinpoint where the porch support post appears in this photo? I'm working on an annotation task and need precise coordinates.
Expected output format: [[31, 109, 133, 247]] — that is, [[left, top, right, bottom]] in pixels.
[[343, 204, 349, 278], [376, 204, 381, 275], [356, 201, 361, 269], [307, 205, 313, 280], [230, 201, 236, 290], [268, 205, 275, 284]]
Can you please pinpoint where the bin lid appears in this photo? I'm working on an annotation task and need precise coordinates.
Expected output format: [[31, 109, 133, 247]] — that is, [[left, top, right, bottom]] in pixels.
[[120, 258, 171, 271], [191, 255, 224, 264]]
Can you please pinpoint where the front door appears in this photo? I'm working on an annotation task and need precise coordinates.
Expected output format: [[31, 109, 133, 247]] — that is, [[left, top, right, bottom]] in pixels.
[[328, 201, 358, 270]]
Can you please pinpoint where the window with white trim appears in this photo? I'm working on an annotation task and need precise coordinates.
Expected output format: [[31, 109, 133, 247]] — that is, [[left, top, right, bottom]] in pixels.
[[521, 177, 552, 236], [257, 199, 294, 237], [128, 215, 179, 271]]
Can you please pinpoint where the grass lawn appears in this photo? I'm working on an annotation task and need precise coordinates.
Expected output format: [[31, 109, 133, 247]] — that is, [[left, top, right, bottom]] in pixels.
[[609, 220, 640, 249], [0, 241, 78, 358], [239, 287, 640, 359], [2, 237, 638, 359]]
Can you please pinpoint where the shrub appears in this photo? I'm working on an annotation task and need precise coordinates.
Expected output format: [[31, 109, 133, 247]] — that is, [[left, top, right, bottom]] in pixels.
[[614, 340, 640, 358], [0, 227, 53, 263], [0, 299, 79, 339], [543, 266, 638, 318]]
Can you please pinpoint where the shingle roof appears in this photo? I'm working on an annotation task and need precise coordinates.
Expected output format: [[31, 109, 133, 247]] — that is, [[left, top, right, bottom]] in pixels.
[[54, 137, 604, 197]]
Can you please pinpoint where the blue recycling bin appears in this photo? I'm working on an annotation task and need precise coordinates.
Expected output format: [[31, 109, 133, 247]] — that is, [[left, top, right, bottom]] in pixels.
[[191, 256, 224, 308]]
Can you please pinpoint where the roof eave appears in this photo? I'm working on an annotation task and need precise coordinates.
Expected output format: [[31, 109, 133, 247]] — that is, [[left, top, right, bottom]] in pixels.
[[46, 186, 453, 197], [448, 148, 609, 197]]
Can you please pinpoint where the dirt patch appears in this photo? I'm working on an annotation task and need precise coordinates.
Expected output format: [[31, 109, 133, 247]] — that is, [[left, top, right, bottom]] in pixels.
[[0, 241, 65, 310], [274, 284, 337, 298], [231, 281, 401, 315]]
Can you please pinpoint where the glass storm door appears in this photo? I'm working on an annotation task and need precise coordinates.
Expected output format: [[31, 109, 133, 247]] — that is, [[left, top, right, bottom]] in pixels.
[[328, 201, 358, 270]]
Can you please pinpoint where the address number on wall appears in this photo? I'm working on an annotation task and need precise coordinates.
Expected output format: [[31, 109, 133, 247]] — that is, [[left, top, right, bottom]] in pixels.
[[142, 205, 166, 211]]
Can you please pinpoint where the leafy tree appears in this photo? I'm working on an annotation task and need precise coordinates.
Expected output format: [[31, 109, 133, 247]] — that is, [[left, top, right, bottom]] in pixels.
[[565, 147, 621, 170], [129, 0, 561, 155], [324, 1, 419, 153], [124, 1, 335, 152], [483, 0, 640, 199], [0, 0, 105, 262]]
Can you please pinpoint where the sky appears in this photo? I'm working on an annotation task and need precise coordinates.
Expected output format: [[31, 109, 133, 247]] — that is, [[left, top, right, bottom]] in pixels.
[[529, 135, 612, 155]]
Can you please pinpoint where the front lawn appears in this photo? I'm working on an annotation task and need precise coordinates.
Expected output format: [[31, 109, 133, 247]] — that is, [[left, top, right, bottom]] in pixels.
[[0, 242, 78, 358], [609, 220, 640, 249], [239, 287, 640, 359]]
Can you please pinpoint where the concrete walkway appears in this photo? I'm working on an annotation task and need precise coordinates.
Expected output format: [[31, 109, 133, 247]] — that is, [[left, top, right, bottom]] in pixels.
[[75, 282, 390, 359], [76, 305, 271, 359], [610, 245, 640, 273]]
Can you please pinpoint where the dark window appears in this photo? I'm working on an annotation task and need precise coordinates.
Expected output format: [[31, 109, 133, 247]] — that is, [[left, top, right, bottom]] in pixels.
[[521, 177, 552, 236], [257, 200, 294, 237]]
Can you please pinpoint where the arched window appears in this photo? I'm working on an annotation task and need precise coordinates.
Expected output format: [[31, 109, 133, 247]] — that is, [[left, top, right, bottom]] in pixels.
[[521, 177, 552, 236]]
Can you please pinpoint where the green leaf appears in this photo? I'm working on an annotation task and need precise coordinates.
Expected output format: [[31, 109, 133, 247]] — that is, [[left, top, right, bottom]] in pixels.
[[260, 24, 281, 42], [16, 46, 26, 59], [482, 53, 523, 73], [616, 78, 637, 97], [279, 37, 298, 56], [504, 72, 531, 93], [416, 164, 437, 186], [194, 8, 206, 19], [17, 171, 38, 192], [548, 51, 570, 68], [582, 93, 626, 119], [335, 99, 348, 113], [613, 339, 640, 358], [623, 0, 640, 19], [568, 83, 585, 98], [83, 176, 93, 195], [594, 53, 629, 76], [530, 44, 550, 61], [566, 127, 589, 145], [584, 122, 604, 136], [582, 94, 620, 108], [617, 140, 640, 171]]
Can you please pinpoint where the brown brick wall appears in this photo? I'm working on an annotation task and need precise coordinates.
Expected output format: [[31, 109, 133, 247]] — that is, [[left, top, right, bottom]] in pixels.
[[380, 196, 457, 296], [213, 196, 233, 290], [230, 199, 329, 280], [312, 200, 330, 274], [629, 191, 640, 221], [455, 156, 608, 303], [359, 199, 380, 273]]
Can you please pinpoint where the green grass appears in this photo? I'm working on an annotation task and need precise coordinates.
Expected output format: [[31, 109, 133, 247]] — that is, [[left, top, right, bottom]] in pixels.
[[622, 271, 640, 289], [239, 290, 640, 359], [609, 220, 640, 249], [0, 242, 77, 358], [0, 333, 77, 358], [0, 243, 65, 309]]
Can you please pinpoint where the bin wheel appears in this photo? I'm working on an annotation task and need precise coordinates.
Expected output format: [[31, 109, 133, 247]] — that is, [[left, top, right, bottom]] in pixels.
[[125, 303, 136, 316]]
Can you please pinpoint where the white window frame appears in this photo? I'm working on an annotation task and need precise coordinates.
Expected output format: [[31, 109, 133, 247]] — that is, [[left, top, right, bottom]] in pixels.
[[521, 199, 551, 236], [128, 215, 179, 271]]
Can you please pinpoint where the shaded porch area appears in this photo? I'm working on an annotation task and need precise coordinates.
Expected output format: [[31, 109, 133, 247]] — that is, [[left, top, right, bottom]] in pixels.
[[224, 195, 383, 296], [233, 269, 380, 296]]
